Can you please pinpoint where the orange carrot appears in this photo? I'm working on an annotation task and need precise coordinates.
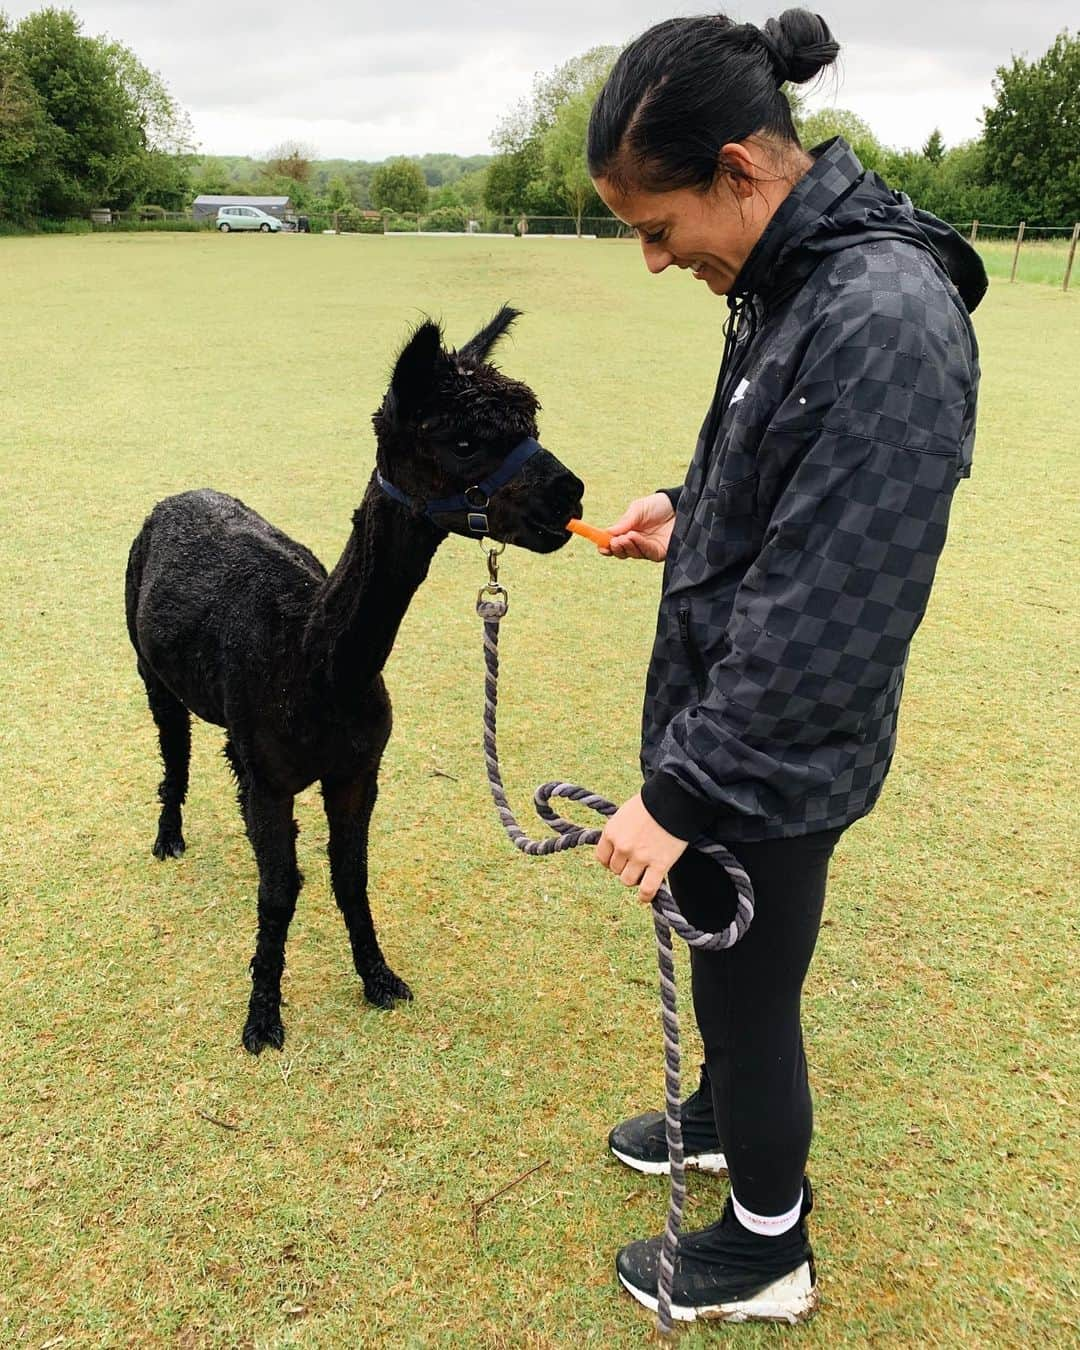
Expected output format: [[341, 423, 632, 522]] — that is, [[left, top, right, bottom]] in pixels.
[[566, 518, 613, 550]]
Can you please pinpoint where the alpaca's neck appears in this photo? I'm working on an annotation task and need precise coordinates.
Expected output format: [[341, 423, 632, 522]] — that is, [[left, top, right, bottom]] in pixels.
[[305, 473, 445, 695]]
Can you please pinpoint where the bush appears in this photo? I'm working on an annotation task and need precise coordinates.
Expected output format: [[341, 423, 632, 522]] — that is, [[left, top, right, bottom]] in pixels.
[[93, 218, 211, 232], [383, 213, 422, 233], [422, 205, 467, 232], [334, 206, 383, 233], [39, 218, 93, 234]]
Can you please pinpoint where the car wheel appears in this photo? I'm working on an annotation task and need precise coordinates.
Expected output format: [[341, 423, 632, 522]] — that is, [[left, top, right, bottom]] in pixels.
[[218, 223, 230, 232], [260, 223, 271, 232]]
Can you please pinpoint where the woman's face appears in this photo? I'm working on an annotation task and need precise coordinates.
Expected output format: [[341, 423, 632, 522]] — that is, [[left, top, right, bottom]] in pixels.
[[593, 147, 792, 295]]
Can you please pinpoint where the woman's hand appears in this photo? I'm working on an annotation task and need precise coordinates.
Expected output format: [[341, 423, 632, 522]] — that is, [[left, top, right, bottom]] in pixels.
[[595, 793, 688, 905], [603, 492, 675, 562]]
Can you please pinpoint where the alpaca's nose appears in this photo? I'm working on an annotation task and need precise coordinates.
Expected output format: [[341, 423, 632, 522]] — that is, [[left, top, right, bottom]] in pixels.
[[555, 470, 586, 520]]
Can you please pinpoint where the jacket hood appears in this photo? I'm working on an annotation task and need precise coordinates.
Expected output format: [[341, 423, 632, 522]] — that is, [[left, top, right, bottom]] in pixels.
[[734, 137, 988, 314]]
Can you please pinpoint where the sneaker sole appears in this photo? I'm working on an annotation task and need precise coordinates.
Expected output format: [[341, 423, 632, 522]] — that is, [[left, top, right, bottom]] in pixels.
[[609, 1145, 728, 1177], [617, 1261, 818, 1324]]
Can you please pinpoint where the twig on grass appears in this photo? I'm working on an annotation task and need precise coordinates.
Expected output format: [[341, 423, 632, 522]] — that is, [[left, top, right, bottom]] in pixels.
[[470, 1160, 550, 1246], [195, 1107, 246, 1132]]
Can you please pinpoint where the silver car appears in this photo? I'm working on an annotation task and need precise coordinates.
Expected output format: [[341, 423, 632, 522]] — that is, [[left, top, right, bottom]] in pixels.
[[216, 206, 283, 233]]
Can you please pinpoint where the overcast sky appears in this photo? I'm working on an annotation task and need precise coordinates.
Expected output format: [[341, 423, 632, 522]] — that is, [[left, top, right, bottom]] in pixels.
[[4, 1, 1075, 160]]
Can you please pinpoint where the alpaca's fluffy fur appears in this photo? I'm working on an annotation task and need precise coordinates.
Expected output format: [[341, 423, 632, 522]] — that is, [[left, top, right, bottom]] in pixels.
[[125, 309, 583, 1052]]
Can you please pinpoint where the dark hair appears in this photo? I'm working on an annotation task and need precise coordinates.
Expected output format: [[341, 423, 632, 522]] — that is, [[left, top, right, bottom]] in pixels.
[[588, 10, 839, 193]]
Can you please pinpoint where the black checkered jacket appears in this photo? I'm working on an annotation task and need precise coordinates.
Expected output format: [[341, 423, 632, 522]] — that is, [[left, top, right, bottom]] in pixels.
[[640, 138, 984, 844]]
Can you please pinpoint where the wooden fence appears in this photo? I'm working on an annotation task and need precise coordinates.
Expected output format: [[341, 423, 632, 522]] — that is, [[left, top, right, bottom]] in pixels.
[[957, 220, 1080, 291]]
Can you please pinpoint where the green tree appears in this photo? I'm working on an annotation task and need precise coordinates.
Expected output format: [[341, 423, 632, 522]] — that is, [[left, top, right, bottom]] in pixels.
[[982, 30, 1079, 223], [9, 7, 140, 213], [107, 41, 194, 208], [796, 107, 888, 174], [325, 174, 352, 210], [488, 46, 618, 216], [4, 8, 194, 216], [483, 143, 545, 214], [542, 84, 604, 233], [922, 128, 945, 164], [370, 156, 427, 214], [108, 39, 194, 156], [454, 168, 487, 214], [880, 147, 936, 201], [0, 19, 54, 219]]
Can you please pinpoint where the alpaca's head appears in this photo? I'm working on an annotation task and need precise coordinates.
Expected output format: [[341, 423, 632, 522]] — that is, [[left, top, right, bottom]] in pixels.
[[372, 307, 584, 552]]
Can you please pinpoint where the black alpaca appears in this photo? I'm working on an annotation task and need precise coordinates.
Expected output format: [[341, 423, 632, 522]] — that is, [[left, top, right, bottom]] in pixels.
[[125, 308, 584, 1053]]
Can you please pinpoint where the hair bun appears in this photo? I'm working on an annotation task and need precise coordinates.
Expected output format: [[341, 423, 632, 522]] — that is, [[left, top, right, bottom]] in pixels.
[[760, 9, 839, 85]]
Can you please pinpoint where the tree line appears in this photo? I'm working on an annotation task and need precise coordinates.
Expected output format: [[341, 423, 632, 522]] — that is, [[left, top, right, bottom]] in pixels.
[[0, 7, 194, 219], [191, 149, 491, 226], [482, 33, 1078, 230], [1, 7, 1076, 230]]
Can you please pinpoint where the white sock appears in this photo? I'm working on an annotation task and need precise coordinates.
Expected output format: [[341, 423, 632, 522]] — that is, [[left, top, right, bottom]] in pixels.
[[732, 1189, 803, 1237]]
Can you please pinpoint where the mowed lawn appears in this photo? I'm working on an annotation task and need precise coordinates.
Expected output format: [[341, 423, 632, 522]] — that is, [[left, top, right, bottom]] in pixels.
[[0, 232, 1076, 1348], [975, 237, 1078, 289]]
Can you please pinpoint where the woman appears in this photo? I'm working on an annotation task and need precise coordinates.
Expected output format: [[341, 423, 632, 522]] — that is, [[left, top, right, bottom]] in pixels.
[[587, 9, 984, 1324]]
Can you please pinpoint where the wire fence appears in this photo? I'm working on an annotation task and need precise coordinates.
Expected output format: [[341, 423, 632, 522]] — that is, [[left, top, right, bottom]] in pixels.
[[320, 211, 632, 238], [37, 207, 1080, 291], [328, 212, 1079, 288], [950, 220, 1080, 291]]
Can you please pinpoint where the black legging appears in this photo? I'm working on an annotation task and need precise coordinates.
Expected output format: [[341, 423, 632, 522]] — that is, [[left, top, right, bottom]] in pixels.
[[667, 826, 845, 1218]]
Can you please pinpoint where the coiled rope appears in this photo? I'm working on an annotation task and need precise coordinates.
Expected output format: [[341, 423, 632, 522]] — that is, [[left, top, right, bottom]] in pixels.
[[476, 565, 754, 1336]]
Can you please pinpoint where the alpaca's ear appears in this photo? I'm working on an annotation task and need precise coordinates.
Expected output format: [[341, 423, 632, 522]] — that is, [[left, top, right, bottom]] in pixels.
[[387, 319, 443, 422], [456, 304, 521, 366]]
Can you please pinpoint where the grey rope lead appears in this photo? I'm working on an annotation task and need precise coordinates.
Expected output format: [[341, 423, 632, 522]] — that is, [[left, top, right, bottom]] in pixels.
[[476, 585, 754, 1337]]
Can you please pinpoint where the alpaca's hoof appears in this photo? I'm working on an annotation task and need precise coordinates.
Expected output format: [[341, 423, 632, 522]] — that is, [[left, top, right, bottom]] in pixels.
[[152, 831, 186, 860], [242, 1014, 285, 1054], [363, 967, 413, 1010]]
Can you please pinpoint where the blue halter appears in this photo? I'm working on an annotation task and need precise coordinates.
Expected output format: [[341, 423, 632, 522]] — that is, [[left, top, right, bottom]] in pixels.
[[375, 435, 544, 536]]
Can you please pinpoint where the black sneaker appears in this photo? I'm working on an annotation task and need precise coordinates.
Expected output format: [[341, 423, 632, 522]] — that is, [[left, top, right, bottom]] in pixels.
[[615, 1179, 817, 1324], [608, 1064, 727, 1176]]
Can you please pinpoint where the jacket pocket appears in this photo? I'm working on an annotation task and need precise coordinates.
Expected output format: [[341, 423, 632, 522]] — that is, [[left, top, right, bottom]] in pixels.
[[703, 472, 762, 572], [677, 601, 708, 700]]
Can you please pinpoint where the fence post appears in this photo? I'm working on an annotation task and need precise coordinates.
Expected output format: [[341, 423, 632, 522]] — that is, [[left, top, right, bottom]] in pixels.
[[1064, 223, 1080, 293], [969, 219, 979, 243], [1009, 221, 1026, 283], [333, 210, 339, 234]]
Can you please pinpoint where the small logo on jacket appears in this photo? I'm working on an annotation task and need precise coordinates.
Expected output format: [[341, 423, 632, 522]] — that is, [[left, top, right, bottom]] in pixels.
[[729, 378, 751, 406]]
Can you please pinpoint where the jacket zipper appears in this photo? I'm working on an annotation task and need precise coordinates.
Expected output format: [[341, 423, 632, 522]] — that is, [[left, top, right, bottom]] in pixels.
[[678, 602, 708, 701], [700, 296, 760, 484]]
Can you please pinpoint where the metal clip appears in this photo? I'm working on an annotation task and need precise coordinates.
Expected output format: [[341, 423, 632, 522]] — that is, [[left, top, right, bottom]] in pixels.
[[477, 540, 509, 617], [476, 582, 509, 618]]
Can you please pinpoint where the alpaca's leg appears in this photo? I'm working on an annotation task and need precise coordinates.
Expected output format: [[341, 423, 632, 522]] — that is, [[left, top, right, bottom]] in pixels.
[[242, 785, 302, 1053], [138, 660, 190, 859], [322, 775, 412, 1010], [223, 738, 250, 818]]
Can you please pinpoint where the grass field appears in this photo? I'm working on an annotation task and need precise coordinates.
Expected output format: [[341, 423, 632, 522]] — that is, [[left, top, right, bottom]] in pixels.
[[974, 237, 1078, 288], [1, 233, 1076, 1348]]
